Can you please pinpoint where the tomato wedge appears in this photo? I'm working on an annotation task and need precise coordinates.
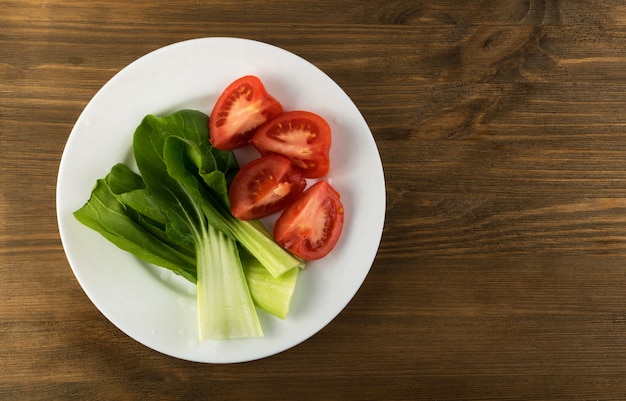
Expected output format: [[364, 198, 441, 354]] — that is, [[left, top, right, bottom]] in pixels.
[[228, 154, 307, 220], [273, 181, 344, 260], [209, 75, 283, 150], [251, 110, 331, 178]]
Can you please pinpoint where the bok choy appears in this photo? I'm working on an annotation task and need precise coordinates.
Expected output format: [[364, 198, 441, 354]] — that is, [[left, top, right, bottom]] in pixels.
[[74, 109, 304, 340]]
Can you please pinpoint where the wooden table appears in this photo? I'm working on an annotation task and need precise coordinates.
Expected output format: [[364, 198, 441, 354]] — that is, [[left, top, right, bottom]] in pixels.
[[3, 1, 626, 399]]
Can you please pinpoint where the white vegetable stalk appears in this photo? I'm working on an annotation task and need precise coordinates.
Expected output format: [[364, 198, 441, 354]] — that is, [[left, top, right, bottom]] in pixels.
[[196, 223, 263, 341]]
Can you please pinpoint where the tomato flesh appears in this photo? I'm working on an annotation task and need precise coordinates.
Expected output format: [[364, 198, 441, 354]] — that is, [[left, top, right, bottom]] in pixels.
[[209, 75, 283, 150], [273, 181, 344, 260], [251, 110, 331, 178], [229, 154, 307, 220]]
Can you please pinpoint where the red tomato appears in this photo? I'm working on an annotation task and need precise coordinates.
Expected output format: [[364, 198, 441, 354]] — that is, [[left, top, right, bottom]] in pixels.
[[209, 75, 283, 150], [250, 110, 331, 178], [228, 154, 307, 220], [273, 181, 344, 260]]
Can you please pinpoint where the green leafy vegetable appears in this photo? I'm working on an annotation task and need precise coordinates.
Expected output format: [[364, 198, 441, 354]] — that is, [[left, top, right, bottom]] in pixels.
[[74, 109, 304, 341], [74, 163, 197, 283], [135, 111, 303, 278]]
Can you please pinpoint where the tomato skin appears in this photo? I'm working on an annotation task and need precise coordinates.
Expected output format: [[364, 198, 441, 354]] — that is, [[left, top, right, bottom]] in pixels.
[[229, 154, 307, 221], [250, 110, 331, 178], [209, 75, 283, 150], [273, 181, 344, 260]]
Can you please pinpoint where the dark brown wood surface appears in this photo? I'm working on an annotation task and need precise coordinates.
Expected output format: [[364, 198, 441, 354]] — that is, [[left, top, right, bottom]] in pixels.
[[3, 1, 626, 399]]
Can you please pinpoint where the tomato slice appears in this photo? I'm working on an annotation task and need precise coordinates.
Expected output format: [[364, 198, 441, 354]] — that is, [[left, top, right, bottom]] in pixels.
[[228, 154, 307, 220], [250, 110, 331, 178], [209, 75, 283, 150], [273, 181, 344, 260]]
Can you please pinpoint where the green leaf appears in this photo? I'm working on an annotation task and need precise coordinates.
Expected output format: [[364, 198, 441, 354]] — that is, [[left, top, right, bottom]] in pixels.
[[73, 168, 196, 283], [107, 163, 167, 225]]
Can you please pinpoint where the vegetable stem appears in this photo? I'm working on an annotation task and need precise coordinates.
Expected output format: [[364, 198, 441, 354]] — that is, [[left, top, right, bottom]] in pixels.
[[196, 224, 262, 340]]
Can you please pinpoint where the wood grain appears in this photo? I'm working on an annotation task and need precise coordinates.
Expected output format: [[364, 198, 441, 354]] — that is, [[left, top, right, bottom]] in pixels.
[[4, 0, 626, 400]]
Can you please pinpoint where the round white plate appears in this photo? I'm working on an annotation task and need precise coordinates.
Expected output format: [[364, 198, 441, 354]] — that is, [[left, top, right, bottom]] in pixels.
[[56, 37, 385, 363]]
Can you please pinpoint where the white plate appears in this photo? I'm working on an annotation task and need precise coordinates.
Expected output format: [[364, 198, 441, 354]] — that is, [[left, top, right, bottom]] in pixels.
[[56, 37, 385, 363]]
